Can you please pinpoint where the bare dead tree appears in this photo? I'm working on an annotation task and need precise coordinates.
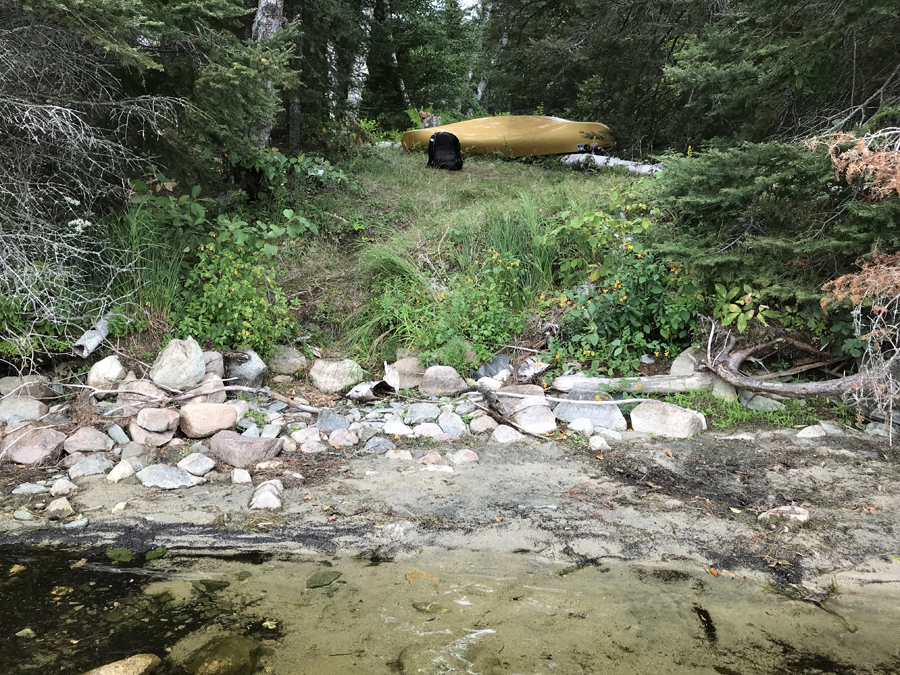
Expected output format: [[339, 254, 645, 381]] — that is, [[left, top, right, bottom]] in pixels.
[[0, 0, 182, 368]]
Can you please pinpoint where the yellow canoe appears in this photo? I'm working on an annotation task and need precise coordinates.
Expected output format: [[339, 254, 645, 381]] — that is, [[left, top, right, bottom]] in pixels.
[[401, 115, 614, 158]]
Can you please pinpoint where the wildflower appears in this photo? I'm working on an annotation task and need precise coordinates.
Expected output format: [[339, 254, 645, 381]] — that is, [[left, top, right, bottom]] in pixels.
[[540, 294, 545, 300]]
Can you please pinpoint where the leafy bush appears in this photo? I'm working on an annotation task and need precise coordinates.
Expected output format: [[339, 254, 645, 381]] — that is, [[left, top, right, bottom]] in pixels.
[[554, 249, 703, 374], [175, 242, 289, 357]]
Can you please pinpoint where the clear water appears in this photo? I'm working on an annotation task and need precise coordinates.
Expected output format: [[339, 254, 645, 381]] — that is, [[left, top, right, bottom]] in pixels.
[[2, 547, 899, 674]]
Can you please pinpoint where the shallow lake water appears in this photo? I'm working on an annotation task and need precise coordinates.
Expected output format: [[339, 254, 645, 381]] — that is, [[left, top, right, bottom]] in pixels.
[[2, 546, 899, 674]]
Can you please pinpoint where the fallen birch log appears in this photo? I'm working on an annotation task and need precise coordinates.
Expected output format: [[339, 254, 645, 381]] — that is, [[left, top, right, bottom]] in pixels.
[[551, 372, 715, 394]]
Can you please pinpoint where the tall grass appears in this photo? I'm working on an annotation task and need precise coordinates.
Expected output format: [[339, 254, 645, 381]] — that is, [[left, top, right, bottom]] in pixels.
[[106, 205, 187, 318]]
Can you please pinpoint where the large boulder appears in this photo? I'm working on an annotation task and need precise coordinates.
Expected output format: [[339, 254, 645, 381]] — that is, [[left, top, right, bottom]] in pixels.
[[552, 388, 627, 431], [630, 400, 703, 439], [1, 427, 66, 464], [268, 345, 308, 375], [0, 374, 57, 399], [309, 358, 364, 393], [149, 337, 205, 390], [180, 403, 238, 438], [116, 380, 167, 415], [209, 431, 283, 468], [224, 348, 267, 388], [393, 356, 426, 390], [64, 427, 115, 454], [418, 365, 467, 396], [86, 356, 127, 392], [0, 395, 48, 424]]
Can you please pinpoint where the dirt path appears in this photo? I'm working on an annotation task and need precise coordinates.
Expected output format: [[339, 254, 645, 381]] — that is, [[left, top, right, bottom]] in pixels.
[[2, 427, 897, 585]]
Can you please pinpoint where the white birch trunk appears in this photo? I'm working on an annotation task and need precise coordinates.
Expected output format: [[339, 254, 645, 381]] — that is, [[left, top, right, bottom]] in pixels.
[[250, 0, 285, 149]]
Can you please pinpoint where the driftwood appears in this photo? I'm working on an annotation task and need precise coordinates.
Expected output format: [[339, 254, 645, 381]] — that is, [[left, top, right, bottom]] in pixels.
[[552, 372, 715, 394], [704, 337, 880, 399], [494, 391, 646, 406], [64, 382, 323, 415]]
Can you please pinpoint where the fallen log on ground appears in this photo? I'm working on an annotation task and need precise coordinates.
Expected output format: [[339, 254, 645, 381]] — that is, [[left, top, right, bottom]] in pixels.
[[552, 372, 716, 394]]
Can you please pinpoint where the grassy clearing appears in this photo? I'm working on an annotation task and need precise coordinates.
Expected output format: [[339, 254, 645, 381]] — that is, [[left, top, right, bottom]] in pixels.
[[282, 147, 633, 366]]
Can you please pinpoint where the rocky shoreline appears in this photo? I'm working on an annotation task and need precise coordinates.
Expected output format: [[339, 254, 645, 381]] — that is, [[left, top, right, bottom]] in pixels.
[[2, 339, 898, 589]]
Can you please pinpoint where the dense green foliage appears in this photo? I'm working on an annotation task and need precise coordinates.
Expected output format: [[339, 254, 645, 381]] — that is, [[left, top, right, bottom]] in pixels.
[[2, 0, 899, 380]]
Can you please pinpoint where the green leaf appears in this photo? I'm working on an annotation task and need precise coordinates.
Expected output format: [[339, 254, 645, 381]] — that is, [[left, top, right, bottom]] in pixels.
[[106, 548, 134, 563], [145, 548, 167, 560], [283, 208, 294, 219], [131, 179, 148, 191], [263, 243, 278, 257], [191, 185, 201, 198], [737, 313, 748, 333]]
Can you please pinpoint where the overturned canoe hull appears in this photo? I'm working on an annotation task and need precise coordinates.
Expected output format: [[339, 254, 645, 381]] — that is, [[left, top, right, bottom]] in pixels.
[[401, 116, 614, 158]]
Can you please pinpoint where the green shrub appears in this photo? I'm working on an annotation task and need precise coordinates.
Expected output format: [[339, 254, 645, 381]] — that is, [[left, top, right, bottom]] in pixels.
[[553, 248, 704, 375], [175, 242, 289, 357], [358, 245, 528, 371], [647, 142, 900, 304]]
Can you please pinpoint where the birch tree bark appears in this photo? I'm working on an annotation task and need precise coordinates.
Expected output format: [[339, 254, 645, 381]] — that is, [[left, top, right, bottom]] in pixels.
[[250, 0, 285, 149]]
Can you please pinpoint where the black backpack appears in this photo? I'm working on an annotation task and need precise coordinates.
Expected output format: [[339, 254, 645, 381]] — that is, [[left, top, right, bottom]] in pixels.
[[427, 131, 464, 171]]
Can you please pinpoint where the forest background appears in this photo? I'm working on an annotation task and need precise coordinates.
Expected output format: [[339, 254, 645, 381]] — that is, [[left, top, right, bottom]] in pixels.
[[2, 0, 899, 408]]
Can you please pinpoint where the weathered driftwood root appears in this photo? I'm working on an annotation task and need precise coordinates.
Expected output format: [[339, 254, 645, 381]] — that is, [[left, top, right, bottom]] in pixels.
[[706, 337, 880, 400]]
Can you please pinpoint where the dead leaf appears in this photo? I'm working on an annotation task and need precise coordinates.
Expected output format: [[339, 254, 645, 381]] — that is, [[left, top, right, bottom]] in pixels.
[[664, 449, 674, 459], [9, 564, 25, 576], [406, 570, 440, 586], [729, 507, 742, 514], [595, 454, 604, 460], [708, 567, 719, 577], [70, 559, 87, 569]]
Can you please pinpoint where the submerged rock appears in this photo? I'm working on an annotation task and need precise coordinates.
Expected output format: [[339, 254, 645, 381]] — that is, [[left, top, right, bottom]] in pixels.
[[184, 635, 259, 675]]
